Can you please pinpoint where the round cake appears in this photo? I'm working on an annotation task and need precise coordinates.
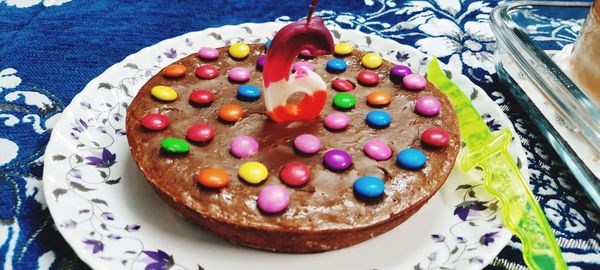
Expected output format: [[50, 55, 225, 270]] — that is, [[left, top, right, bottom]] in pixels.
[[125, 42, 460, 253]]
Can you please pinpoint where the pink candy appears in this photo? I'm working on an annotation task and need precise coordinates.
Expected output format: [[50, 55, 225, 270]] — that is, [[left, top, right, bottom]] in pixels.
[[293, 134, 321, 154], [324, 112, 350, 130], [230, 135, 259, 158], [363, 139, 392, 160], [198, 47, 219, 60], [292, 61, 315, 72], [257, 185, 289, 213], [228, 67, 251, 82], [403, 74, 427, 90], [299, 49, 313, 58], [415, 96, 441, 116]]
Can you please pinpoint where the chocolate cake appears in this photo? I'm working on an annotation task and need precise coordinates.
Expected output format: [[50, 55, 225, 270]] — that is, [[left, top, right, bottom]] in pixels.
[[125, 43, 460, 253]]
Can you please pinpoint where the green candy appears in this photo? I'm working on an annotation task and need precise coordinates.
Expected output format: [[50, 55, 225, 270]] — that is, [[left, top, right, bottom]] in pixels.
[[332, 93, 356, 110], [161, 137, 190, 153]]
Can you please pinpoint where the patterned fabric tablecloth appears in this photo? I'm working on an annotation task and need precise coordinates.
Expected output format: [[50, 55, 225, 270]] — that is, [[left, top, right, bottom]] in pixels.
[[0, 0, 598, 269]]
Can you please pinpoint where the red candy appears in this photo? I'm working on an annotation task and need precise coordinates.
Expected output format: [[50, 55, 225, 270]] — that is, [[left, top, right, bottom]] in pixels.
[[189, 89, 214, 105], [421, 127, 450, 147], [186, 124, 215, 143], [332, 78, 355, 92], [357, 70, 380, 85], [195, 64, 219, 79], [279, 162, 311, 186], [140, 114, 169, 131]]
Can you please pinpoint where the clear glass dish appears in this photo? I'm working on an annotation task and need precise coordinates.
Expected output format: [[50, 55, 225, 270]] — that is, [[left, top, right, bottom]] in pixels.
[[490, 1, 600, 208]]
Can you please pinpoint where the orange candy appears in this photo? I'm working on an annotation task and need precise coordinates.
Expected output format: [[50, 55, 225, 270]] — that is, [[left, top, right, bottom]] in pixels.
[[367, 91, 391, 107], [218, 104, 244, 122], [197, 168, 230, 188], [163, 64, 187, 77]]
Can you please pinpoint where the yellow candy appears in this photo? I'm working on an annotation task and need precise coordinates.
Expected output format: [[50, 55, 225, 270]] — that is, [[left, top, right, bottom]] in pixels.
[[361, 52, 383, 69], [335, 42, 353, 55], [150, 86, 177, 101], [239, 161, 268, 184], [229, 42, 250, 59]]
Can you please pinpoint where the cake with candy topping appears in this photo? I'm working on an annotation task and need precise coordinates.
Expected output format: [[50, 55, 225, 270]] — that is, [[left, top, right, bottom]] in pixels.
[[126, 17, 460, 253]]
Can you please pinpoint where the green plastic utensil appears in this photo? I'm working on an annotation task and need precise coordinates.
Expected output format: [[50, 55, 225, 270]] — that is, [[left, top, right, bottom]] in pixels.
[[427, 58, 567, 270]]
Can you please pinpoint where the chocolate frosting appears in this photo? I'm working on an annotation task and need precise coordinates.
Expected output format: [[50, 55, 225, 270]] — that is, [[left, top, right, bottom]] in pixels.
[[126, 44, 460, 234]]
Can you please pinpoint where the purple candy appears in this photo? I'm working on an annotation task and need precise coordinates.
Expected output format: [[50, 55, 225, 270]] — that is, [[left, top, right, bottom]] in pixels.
[[198, 47, 219, 60], [292, 61, 315, 72], [390, 65, 412, 79], [323, 149, 352, 171], [415, 96, 441, 116], [324, 112, 350, 130], [403, 74, 427, 90], [294, 134, 321, 154], [257, 55, 266, 70], [230, 135, 259, 158], [363, 139, 392, 161], [257, 185, 289, 213], [228, 67, 251, 82]]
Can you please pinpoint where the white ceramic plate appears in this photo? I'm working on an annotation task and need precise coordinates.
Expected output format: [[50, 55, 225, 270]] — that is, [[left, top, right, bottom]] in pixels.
[[43, 22, 526, 270]]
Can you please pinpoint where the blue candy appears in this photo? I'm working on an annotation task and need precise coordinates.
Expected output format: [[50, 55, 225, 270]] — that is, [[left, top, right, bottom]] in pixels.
[[237, 85, 261, 101], [265, 39, 272, 50], [354, 176, 385, 198], [326, 59, 347, 73], [366, 110, 391, 128], [396, 148, 427, 170]]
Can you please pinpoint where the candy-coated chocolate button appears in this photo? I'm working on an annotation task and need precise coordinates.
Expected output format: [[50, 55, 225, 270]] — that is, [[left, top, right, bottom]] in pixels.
[[335, 42, 353, 55], [218, 104, 244, 122], [353, 176, 385, 198], [299, 49, 313, 58], [390, 65, 412, 82], [415, 96, 441, 116], [237, 85, 261, 101], [163, 64, 187, 77], [230, 135, 259, 158], [195, 64, 219, 79], [197, 167, 230, 188], [326, 59, 347, 73], [403, 74, 427, 90], [332, 78, 355, 92], [366, 110, 391, 128], [421, 127, 450, 147], [186, 124, 215, 143], [160, 138, 190, 153], [239, 161, 268, 184], [229, 42, 250, 59], [357, 70, 380, 85], [332, 93, 356, 110], [198, 47, 219, 60], [324, 112, 350, 130], [279, 162, 311, 186], [363, 139, 392, 161], [189, 89, 214, 106], [293, 134, 321, 154], [367, 91, 391, 107], [151, 86, 177, 101], [361, 52, 383, 69], [265, 39, 272, 50], [323, 149, 352, 171], [257, 185, 289, 213], [256, 55, 266, 71], [292, 61, 315, 72], [140, 114, 169, 131], [396, 148, 427, 170], [228, 67, 251, 82]]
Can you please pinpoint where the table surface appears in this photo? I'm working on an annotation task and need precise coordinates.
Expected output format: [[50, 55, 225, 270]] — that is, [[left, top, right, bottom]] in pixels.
[[0, 0, 598, 269]]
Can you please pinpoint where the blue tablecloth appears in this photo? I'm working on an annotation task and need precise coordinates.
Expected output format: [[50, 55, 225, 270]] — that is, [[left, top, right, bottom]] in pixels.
[[1, 0, 598, 269]]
